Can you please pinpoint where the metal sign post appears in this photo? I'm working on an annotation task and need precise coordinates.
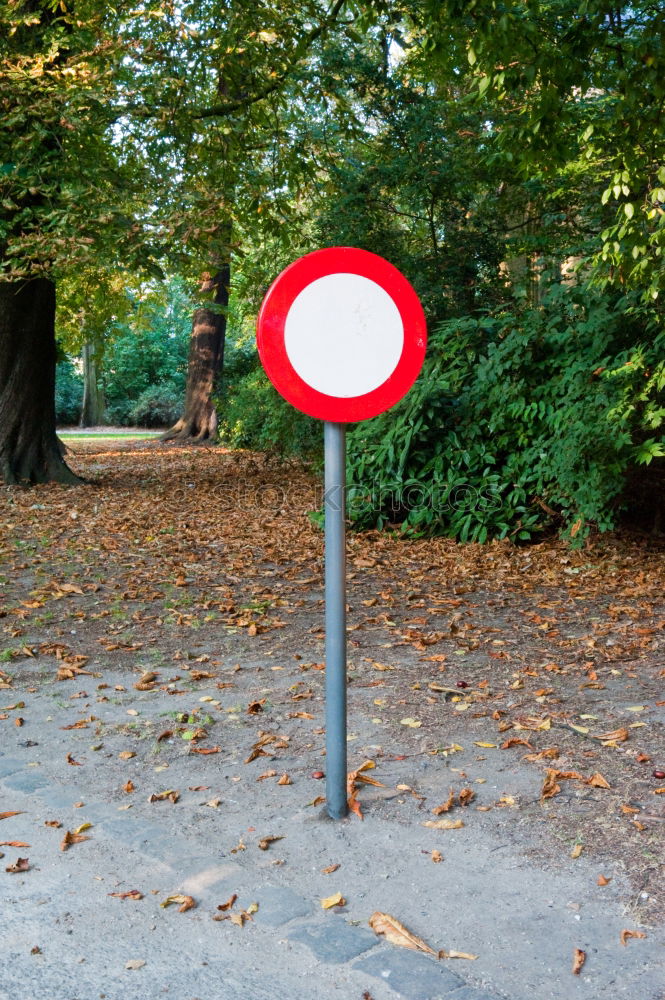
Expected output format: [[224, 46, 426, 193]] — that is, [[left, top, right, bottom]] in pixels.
[[323, 421, 347, 818], [256, 247, 426, 821]]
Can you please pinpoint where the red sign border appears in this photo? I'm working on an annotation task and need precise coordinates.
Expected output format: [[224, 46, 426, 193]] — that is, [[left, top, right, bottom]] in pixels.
[[256, 247, 427, 422]]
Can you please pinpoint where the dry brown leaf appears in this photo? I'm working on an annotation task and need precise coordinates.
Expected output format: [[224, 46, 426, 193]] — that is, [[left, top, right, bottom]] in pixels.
[[0, 811, 22, 821], [44, 820, 61, 828], [368, 911, 437, 957], [258, 835, 284, 851], [572, 948, 586, 975], [592, 727, 629, 743], [216, 893, 237, 912], [160, 894, 196, 913], [134, 672, 158, 690], [189, 746, 221, 755], [118, 751, 136, 760], [458, 788, 475, 807], [148, 790, 180, 804], [66, 753, 83, 766], [277, 773, 292, 785], [321, 864, 340, 875], [60, 830, 90, 851], [620, 929, 646, 946], [597, 874, 611, 886], [5, 857, 29, 873], [588, 772, 611, 789], [123, 780, 135, 794], [0, 841, 30, 848], [570, 844, 584, 859], [442, 950, 479, 961], [431, 850, 443, 863], [256, 770, 277, 781], [432, 789, 455, 815], [108, 889, 143, 900]]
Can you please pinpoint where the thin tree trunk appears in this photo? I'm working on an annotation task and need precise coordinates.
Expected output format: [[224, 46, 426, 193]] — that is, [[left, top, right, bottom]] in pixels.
[[0, 278, 80, 484], [80, 339, 106, 427], [161, 259, 230, 443]]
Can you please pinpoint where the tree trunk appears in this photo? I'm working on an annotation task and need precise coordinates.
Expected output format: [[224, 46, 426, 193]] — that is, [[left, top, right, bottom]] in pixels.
[[80, 339, 106, 427], [161, 261, 229, 443], [0, 278, 80, 484]]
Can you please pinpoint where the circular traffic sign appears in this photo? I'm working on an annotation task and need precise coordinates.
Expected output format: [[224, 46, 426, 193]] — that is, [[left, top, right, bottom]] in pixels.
[[256, 247, 427, 422]]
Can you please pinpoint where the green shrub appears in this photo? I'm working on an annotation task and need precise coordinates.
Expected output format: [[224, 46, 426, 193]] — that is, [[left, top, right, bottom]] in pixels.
[[129, 384, 183, 428], [346, 283, 662, 544], [55, 360, 83, 424], [219, 365, 320, 458]]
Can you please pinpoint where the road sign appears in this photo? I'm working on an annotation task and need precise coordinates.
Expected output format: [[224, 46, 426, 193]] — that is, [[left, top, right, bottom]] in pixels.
[[257, 248, 427, 819], [257, 247, 427, 422]]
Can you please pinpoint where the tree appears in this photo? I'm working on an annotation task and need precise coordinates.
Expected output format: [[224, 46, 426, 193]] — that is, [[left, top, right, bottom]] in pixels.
[[0, 1, 159, 482]]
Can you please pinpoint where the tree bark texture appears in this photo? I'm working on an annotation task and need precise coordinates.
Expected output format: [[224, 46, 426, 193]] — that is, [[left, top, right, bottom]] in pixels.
[[80, 340, 106, 427], [0, 278, 80, 484], [161, 263, 229, 443]]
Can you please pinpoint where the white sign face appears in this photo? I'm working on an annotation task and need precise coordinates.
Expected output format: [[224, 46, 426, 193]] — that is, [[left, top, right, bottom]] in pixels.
[[284, 273, 404, 398]]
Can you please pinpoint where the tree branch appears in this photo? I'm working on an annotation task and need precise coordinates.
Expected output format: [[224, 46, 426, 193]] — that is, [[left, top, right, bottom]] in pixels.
[[192, 0, 349, 120]]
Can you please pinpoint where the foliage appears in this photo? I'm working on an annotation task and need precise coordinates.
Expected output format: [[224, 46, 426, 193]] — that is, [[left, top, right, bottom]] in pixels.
[[55, 360, 83, 425], [347, 281, 660, 543], [128, 384, 184, 428], [219, 365, 320, 458]]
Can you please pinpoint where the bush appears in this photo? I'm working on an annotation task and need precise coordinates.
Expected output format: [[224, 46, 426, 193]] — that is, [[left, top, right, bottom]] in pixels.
[[219, 365, 320, 458], [129, 384, 183, 428], [346, 283, 662, 544], [55, 360, 83, 424]]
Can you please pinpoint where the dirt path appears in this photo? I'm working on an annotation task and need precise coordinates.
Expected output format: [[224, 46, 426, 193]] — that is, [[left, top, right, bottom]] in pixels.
[[0, 442, 663, 998]]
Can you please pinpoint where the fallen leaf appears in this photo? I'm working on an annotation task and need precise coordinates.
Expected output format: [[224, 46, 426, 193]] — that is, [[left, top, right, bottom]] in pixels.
[[0, 841, 30, 848], [400, 717, 422, 728], [148, 790, 180, 804], [125, 959, 146, 970], [44, 820, 61, 828], [216, 893, 237, 912], [442, 950, 478, 960], [422, 819, 464, 830], [108, 890, 143, 900], [570, 844, 584, 859], [0, 812, 22, 821], [189, 746, 221, 755], [588, 772, 610, 789], [431, 850, 443, 863], [5, 857, 29, 873], [572, 948, 586, 974], [60, 830, 90, 851], [597, 874, 611, 886], [118, 751, 136, 760], [277, 773, 292, 785], [369, 911, 437, 957], [321, 892, 346, 909], [123, 780, 135, 794], [160, 894, 196, 913], [321, 864, 340, 875], [258, 835, 284, 851], [432, 789, 455, 815], [458, 788, 475, 807], [620, 929, 646, 946], [592, 727, 629, 743], [66, 753, 83, 766]]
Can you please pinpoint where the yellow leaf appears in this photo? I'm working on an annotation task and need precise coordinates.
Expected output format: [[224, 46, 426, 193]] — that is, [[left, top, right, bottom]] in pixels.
[[422, 819, 464, 830], [119, 751, 135, 760], [246, 902, 259, 915], [400, 718, 421, 728], [569, 724, 589, 734], [570, 843, 584, 859], [474, 742, 497, 748], [321, 892, 345, 909], [74, 822, 92, 834]]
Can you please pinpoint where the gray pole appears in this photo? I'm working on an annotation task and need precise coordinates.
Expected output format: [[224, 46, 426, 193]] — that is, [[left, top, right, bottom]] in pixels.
[[324, 421, 348, 819]]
